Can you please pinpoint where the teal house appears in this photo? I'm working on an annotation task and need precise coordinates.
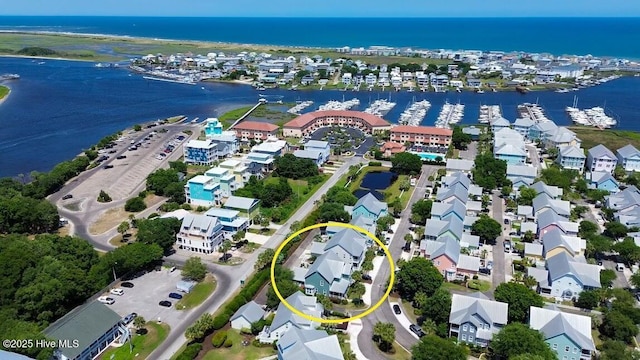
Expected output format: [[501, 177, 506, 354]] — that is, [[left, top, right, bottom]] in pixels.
[[205, 117, 224, 137], [529, 307, 595, 360], [185, 175, 221, 207], [303, 252, 352, 299], [345, 192, 388, 221]]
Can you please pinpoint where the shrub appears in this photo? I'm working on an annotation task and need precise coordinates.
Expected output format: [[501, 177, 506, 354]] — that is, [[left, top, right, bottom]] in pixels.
[[125, 197, 146, 212], [212, 331, 227, 348], [368, 161, 382, 166], [148, 213, 159, 219], [175, 343, 202, 360], [223, 337, 233, 348], [97, 190, 112, 203], [341, 299, 349, 305], [212, 314, 229, 330]]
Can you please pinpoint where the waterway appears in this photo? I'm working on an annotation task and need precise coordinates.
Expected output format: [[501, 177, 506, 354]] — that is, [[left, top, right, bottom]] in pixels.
[[354, 171, 398, 200], [1, 57, 639, 177]]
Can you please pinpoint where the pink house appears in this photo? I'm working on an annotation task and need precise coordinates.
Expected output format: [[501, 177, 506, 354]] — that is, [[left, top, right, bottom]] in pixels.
[[420, 239, 480, 281]]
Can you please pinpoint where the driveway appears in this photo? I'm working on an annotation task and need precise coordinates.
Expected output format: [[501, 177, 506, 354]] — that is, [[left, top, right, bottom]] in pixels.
[[491, 191, 507, 288], [458, 141, 478, 161]]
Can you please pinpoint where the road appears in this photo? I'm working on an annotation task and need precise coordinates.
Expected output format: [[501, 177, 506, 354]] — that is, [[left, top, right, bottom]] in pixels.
[[459, 141, 478, 161], [357, 164, 441, 360], [491, 191, 507, 288], [527, 144, 541, 169], [151, 155, 366, 359]]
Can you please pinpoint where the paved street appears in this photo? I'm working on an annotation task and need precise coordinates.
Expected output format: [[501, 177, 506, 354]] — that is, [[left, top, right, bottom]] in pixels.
[[526, 144, 541, 169], [357, 164, 441, 360], [459, 141, 478, 161], [491, 191, 507, 288]]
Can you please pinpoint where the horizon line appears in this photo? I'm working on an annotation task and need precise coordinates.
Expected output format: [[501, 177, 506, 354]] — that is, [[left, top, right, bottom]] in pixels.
[[1, 15, 640, 18]]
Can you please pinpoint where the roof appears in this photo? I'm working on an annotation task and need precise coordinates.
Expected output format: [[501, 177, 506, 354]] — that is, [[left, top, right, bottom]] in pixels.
[[430, 239, 461, 263], [461, 233, 480, 249], [525, 243, 544, 257], [446, 159, 474, 172], [381, 141, 406, 152], [391, 125, 453, 136], [436, 183, 469, 204], [443, 172, 471, 190], [278, 328, 344, 360], [559, 145, 586, 159], [617, 144, 640, 159], [507, 164, 537, 178], [458, 255, 481, 272], [490, 117, 511, 127], [431, 199, 467, 221], [205, 207, 239, 219], [294, 149, 323, 160], [537, 209, 579, 234], [324, 228, 367, 258], [160, 209, 191, 221], [547, 252, 601, 288], [284, 110, 390, 128], [185, 139, 216, 149], [529, 307, 595, 351], [518, 205, 533, 217], [44, 301, 122, 359], [270, 292, 323, 332], [449, 294, 508, 328], [306, 252, 351, 285], [188, 175, 213, 184], [305, 140, 330, 149], [495, 143, 527, 157], [180, 213, 221, 237], [494, 127, 524, 140], [533, 193, 571, 217], [589, 171, 618, 186], [542, 228, 585, 256], [588, 144, 616, 160], [0, 351, 35, 360], [528, 267, 550, 288], [252, 139, 287, 153], [514, 117, 535, 127], [606, 185, 640, 210], [224, 196, 260, 211], [232, 120, 279, 132], [521, 221, 537, 234], [531, 182, 564, 198], [353, 192, 387, 216], [231, 301, 265, 324], [548, 127, 577, 144]]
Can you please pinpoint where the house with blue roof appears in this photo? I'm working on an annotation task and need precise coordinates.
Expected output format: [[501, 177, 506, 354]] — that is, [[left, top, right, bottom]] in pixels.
[[425, 216, 464, 242], [533, 193, 571, 218], [507, 164, 537, 189], [587, 171, 619, 193], [345, 192, 388, 221], [325, 215, 375, 241], [490, 117, 511, 133], [529, 307, 595, 360], [513, 117, 534, 138], [311, 228, 368, 270], [258, 292, 323, 343], [587, 144, 617, 174], [204, 208, 250, 238], [494, 142, 527, 165], [277, 328, 344, 360], [546, 252, 601, 300], [176, 214, 225, 254], [430, 199, 467, 222], [617, 144, 640, 172], [420, 239, 480, 280], [436, 183, 469, 204], [557, 145, 586, 172], [231, 301, 265, 330], [528, 121, 558, 141], [302, 251, 353, 299], [531, 181, 563, 199], [545, 127, 581, 149], [449, 293, 508, 348], [294, 140, 330, 166]]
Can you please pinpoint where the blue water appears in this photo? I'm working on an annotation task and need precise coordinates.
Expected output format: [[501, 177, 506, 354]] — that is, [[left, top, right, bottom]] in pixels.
[[1, 57, 640, 178], [0, 17, 640, 58], [415, 153, 441, 161], [354, 171, 398, 200]]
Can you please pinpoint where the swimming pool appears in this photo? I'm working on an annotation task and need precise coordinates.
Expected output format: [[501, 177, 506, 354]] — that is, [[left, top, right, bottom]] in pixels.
[[413, 152, 443, 161]]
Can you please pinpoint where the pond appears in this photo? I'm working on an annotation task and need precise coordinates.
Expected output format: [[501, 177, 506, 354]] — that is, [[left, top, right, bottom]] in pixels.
[[354, 171, 398, 200]]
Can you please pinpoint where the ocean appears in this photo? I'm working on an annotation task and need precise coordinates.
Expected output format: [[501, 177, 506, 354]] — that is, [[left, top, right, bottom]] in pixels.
[[1, 57, 639, 178], [0, 16, 639, 58]]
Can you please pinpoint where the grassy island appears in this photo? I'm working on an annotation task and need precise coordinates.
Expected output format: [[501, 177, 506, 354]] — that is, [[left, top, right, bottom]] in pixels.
[[0, 85, 9, 100], [569, 126, 640, 150]]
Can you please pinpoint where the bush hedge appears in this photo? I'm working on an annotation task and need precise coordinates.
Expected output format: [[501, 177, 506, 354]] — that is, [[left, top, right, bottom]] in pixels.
[[211, 331, 227, 348], [175, 343, 202, 360], [368, 161, 382, 166], [223, 337, 233, 348]]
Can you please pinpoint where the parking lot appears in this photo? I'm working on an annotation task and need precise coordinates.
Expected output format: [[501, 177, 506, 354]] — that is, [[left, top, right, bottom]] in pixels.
[[104, 269, 192, 329], [308, 127, 376, 156]]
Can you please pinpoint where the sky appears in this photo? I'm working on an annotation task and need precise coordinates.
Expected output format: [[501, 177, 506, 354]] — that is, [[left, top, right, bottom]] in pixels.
[[1, 0, 640, 17]]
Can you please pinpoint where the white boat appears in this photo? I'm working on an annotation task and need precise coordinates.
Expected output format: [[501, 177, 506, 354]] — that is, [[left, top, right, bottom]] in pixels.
[[364, 99, 397, 116], [436, 101, 465, 129], [397, 99, 431, 126], [478, 104, 501, 124]]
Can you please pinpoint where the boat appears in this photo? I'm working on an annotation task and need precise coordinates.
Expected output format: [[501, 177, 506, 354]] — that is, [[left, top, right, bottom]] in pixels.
[[0, 73, 20, 80], [555, 88, 570, 93], [435, 101, 464, 129], [143, 75, 196, 85], [364, 99, 397, 116], [397, 99, 431, 126], [476, 89, 485, 94], [478, 104, 502, 124], [516, 86, 528, 94]]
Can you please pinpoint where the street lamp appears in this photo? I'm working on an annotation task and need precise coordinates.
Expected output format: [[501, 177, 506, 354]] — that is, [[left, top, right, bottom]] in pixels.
[[112, 261, 118, 282]]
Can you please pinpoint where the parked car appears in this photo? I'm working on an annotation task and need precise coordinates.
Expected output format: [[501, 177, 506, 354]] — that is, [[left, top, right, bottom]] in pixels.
[[120, 282, 134, 288], [98, 296, 115, 305], [393, 304, 402, 315], [62, 194, 73, 200], [219, 253, 232, 262], [402, 243, 411, 252], [362, 274, 372, 281], [110, 288, 124, 296], [159, 300, 172, 307], [479, 268, 492, 275], [103, 165, 114, 169], [122, 313, 137, 325], [168, 292, 183, 300], [116, 155, 127, 159], [409, 324, 426, 338]]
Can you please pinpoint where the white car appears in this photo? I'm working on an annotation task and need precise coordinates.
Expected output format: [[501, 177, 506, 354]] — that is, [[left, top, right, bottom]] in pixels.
[[110, 288, 124, 296], [98, 296, 115, 305]]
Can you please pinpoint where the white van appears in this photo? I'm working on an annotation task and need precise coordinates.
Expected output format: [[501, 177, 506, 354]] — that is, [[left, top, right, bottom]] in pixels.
[[616, 263, 625, 272]]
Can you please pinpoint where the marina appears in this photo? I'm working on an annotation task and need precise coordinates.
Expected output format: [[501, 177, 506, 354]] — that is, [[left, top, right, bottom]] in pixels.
[[287, 100, 314, 115], [435, 101, 464, 129], [397, 99, 431, 126], [318, 98, 360, 111], [566, 97, 617, 129], [517, 102, 552, 123], [363, 99, 396, 117], [477, 104, 502, 124]]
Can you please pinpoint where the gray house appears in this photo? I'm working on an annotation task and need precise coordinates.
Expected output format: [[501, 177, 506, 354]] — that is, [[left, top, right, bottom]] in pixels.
[[277, 328, 344, 360], [231, 300, 265, 330], [449, 293, 508, 347]]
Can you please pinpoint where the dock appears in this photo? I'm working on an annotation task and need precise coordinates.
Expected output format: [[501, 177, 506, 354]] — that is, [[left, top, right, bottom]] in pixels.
[[227, 101, 264, 130], [517, 103, 551, 123], [435, 101, 464, 129]]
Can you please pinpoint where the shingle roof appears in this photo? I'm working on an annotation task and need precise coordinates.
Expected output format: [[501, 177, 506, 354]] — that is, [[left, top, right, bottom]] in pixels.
[[531, 182, 564, 198], [431, 239, 461, 263], [44, 301, 122, 359], [449, 294, 508, 328], [537, 209, 579, 234], [270, 292, 323, 332], [294, 149, 323, 160], [458, 255, 481, 272], [490, 117, 511, 127], [443, 172, 471, 189], [436, 183, 469, 203], [231, 301, 265, 324], [533, 193, 571, 217], [606, 185, 640, 210], [547, 252, 601, 288], [549, 127, 577, 144], [278, 328, 344, 360], [324, 228, 367, 258], [529, 307, 595, 351], [590, 171, 618, 186], [588, 144, 616, 160], [353, 192, 387, 216], [431, 199, 466, 221], [542, 228, 585, 256], [0, 350, 35, 360], [306, 252, 350, 285], [559, 145, 586, 159], [617, 144, 640, 159]]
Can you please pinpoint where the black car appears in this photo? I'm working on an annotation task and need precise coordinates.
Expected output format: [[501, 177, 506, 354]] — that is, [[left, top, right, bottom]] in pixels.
[[393, 304, 402, 315], [219, 253, 232, 262], [121, 282, 134, 288], [159, 300, 172, 307], [168, 292, 183, 300], [62, 194, 73, 200], [409, 324, 426, 338], [104, 165, 114, 169], [402, 243, 411, 252], [479, 268, 492, 275], [122, 313, 137, 325], [116, 155, 127, 159], [362, 274, 372, 281]]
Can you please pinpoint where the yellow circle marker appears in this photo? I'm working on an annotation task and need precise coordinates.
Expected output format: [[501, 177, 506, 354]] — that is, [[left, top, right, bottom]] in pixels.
[[270, 221, 395, 324]]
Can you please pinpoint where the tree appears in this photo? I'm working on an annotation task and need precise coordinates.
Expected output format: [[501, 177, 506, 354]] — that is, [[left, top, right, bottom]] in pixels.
[[182, 257, 207, 282], [135, 217, 181, 253], [317, 202, 350, 223], [316, 294, 333, 311], [372, 321, 395, 352], [574, 289, 600, 309], [261, 178, 293, 207], [614, 238, 640, 264], [399, 179, 411, 191], [471, 215, 502, 245], [391, 198, 403, 217], [185, 313, 215, 341], [274, 153, 319, 179], [391, 152, 423, 175], [522, 230, 535, 243], [413, 291, 428, 310], [473, 152, 508, 190], [410, 199, 433, 224], [579, 220, 599, 238], [600, 340, 640, 360], [404, 233, 414, 244], [411, 335, 468, 360], [146, 168, 180, 196], [117, 221, 130, 236], [97, 189, 112, 203], [489, 323, 557, 360], [260, 216, 271, 230], [347, 282, 366, 300], [351, 270, 363, 282], [266, 266, 299, 308], [494, 282, 543, 323], [600, 310, 639, 343], [255, 248, 275, 270], [605, 221, 629, 239], [586, 235, 613, 258], [421, 287, 452, 325], [164, 182, 186, 204], [396, 257, 443, 301], [631, 271, 640, 289], [133, 316, 146, 333], [125, 197, 146, 212], [133, 124, 142, 131], [219, 240, 232, 260], [325, 186, 358, 206], [601, 269, 617, 288], [169, 160, 187, 173], [517, 186, 538, 206], [539, 167, 577, 192], [501, 185, 513, 198], [451, 126, 472, 150]]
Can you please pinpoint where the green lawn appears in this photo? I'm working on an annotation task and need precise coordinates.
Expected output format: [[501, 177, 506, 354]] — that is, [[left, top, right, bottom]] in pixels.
[[176, 275, 216, 310], [101, 322, 169, 360], [442, 282, 473, 293], [247, 228, 276, 236], [260, 175, 329, 224], [467, 280, 491, 292], [569, 127, 640, 151], [399, 300, 419, 324], [0, 85, 9, 100], [383, 174, 414, 208], [202, 330, 276, 360]]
